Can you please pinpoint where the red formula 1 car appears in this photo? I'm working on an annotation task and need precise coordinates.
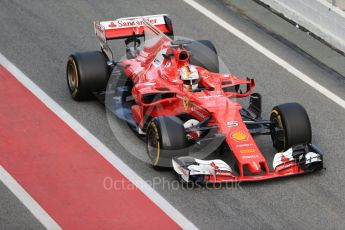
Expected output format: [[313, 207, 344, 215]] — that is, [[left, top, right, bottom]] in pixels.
[[66, 15, 323, 184]]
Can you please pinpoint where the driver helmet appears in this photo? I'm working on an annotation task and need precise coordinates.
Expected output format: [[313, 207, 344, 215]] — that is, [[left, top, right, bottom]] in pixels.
[[180, 65, 200, 91]]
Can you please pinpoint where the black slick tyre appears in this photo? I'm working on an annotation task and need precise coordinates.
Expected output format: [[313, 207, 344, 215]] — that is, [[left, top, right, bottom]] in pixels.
[[270, 103, 312, 152], [66, 51, 109, 101], [146, 116, 188, 168]]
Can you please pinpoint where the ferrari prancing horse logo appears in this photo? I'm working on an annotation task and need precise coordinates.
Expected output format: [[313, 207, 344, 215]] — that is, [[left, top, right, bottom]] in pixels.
[[183, 96, 189, 111]]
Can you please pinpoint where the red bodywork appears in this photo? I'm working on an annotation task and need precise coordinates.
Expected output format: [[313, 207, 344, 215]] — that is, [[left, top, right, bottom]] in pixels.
[[114, 22, 304, 182]]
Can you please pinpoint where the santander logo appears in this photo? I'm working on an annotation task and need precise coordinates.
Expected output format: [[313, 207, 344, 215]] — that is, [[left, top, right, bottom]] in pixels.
[[108, 18, 160, 28], [108, 22, 117, 28]]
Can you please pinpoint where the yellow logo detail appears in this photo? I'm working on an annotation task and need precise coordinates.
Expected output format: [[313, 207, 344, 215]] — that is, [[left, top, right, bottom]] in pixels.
[[231, 131, 248, 142], [183, 96, 189, 111], [240, 149, 255, 154]]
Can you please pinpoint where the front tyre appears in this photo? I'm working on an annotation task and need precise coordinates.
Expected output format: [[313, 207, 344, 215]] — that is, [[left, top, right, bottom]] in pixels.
[[146, 116, 188, 168], [270, 103, 312, 152], [66, 51, 109, 101]]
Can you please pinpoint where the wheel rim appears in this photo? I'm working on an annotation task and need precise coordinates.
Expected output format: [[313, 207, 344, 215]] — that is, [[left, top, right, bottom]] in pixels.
[[147, 124, 160, 165], [67, 59, 78, 92], [271, 111, 286, 152]]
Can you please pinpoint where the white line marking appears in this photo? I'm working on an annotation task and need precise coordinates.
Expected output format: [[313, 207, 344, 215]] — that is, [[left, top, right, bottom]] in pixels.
[[184, 0, 345, 110], [0, 166, 62, 230], [0, 53, 197, 230]]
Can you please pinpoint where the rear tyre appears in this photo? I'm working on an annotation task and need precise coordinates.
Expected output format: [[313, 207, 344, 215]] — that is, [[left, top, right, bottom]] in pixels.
[[270, 103, 312, 152], [187, 40, 219, 73], [146, 116, 188, 168], [66, 51, 109, 101]]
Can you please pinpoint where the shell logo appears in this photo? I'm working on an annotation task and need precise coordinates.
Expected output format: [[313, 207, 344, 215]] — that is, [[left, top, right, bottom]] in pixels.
[[231, 131, 248, 142]]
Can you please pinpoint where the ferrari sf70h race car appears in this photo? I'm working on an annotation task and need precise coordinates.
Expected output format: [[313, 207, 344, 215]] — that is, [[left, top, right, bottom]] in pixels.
[[66, 14, 324, 184]]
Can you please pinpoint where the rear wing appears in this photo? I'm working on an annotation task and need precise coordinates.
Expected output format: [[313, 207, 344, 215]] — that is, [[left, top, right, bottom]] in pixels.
[[94, 14, 173, 41], [94, 14, 173, 60]]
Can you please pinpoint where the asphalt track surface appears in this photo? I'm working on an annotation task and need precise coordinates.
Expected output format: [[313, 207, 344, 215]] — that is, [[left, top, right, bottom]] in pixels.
[[1, 0, 345, 229], [0, 181, 45, 230]]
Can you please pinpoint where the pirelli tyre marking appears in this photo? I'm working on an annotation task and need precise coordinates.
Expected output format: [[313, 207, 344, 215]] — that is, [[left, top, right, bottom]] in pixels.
[[67, 57, 79, 97], [147, 121, 161, 166], [271, 109, 286, 151]]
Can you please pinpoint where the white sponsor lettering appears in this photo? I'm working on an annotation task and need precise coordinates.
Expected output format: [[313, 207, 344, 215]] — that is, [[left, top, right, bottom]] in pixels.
[[227, 121, 238, 127], [236, 143, 253, 148], [242, 154, 259, 159], [103, 16, 166, 29]]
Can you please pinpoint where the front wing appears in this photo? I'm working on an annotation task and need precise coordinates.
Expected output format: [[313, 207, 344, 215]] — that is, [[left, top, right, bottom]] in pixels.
[[172, 144, 323, 184]]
